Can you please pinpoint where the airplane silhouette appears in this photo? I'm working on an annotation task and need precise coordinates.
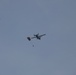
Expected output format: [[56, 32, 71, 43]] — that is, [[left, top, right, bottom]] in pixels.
[[27, 33, 46, 41]]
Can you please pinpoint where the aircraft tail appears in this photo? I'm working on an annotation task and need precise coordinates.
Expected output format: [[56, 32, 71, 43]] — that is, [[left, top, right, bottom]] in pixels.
[[27, 37, 31, 41]]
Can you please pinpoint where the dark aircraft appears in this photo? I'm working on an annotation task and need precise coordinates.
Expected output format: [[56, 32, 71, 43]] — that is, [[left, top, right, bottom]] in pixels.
[[27, 33, 46, 41]]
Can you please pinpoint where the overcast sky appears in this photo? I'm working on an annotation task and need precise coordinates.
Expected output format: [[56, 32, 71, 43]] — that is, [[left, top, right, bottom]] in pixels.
[[0, 0, 76, 75]]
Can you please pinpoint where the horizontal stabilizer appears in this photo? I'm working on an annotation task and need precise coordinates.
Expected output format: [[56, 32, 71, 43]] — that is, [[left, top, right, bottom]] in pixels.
[[27, 37, 31, 41]]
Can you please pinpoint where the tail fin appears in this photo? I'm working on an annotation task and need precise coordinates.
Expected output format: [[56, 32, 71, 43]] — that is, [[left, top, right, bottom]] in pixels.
[[27, 37, 31, 41]]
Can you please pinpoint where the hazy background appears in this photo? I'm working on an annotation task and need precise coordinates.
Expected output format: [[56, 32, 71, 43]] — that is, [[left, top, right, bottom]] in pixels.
[[0, 0, 76, 75]]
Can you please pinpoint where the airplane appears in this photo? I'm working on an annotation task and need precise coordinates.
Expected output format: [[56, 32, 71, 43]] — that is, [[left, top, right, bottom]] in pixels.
[[27, 33, 46, 41]]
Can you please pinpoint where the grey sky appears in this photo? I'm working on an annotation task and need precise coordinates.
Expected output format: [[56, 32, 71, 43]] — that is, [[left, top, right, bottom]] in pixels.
[[0, 0, 76, 75]]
